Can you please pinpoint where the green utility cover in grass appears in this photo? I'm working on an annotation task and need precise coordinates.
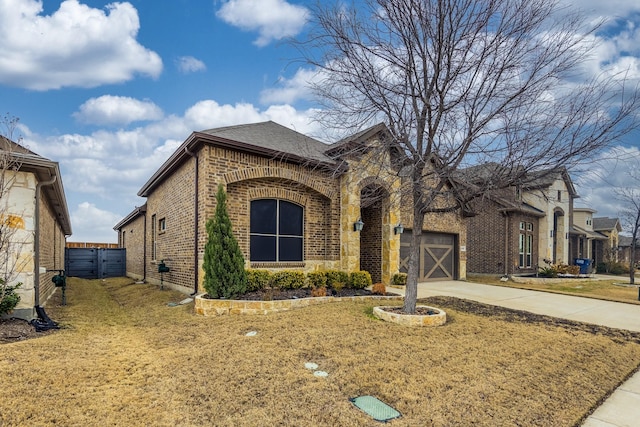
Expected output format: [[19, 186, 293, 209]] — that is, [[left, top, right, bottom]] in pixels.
[[350, 396, 401, 422]]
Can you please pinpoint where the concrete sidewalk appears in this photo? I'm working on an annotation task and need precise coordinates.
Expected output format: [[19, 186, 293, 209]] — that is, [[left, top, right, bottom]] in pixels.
[[391, 280, 640, 427]]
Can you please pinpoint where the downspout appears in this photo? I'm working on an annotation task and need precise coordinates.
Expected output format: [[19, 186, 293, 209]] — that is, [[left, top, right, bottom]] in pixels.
[[504, 213, 509, 276], [34, 174, 57, 317], [143, 212, 147, 282], [185, 146, 199, 295]]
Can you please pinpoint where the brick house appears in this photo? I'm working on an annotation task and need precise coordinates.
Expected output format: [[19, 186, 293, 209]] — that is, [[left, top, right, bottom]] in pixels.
[[1, 137, 72, 320], [466, 167, 578, 275], [593, 217, 622, 264], [114, 121, 467, 294], [569, 207, 608, 270], [618, 235, 640, 267]]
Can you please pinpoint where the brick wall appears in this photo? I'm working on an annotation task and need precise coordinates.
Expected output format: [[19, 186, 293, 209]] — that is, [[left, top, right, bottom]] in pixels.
[[145, 156, 197, 292], [120, 214, 146, 280], [466, 198, 540, 275], [360, 201, 383, 283], [39, 193, 66, 305], [139, 144, 341, 292]]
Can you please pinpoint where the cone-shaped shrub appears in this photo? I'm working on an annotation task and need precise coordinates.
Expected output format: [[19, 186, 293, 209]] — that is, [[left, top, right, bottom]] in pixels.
[[203, 184, 247, 299]]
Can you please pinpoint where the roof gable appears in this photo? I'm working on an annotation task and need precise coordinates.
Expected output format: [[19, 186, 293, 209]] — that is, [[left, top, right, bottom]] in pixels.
[[138, 121, 340, 197], [593, 217, 622, 232]]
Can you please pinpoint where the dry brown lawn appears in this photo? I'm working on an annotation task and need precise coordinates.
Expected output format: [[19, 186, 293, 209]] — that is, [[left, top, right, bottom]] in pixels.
[[2, 277, 640, 426], [468, 274, 640, 305]]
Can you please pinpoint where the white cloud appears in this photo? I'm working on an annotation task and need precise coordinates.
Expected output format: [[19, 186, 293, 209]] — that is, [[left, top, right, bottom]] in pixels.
[[216, 0, 308, 47], [74, 95, 164, 126], [0, 0, 162, 90], [260, 67, 319, 104], [24, 98, 321, 212], [176, 56, 207, 73], [573, 146, 640, 226], [68, 202, 123, 243]]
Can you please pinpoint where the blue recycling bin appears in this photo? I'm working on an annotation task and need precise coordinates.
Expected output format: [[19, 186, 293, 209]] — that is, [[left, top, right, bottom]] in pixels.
[[574, 258, 591, 274]]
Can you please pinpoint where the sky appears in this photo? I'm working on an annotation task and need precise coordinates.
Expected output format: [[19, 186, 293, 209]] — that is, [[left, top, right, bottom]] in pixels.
[[0, 0, 639, 242]]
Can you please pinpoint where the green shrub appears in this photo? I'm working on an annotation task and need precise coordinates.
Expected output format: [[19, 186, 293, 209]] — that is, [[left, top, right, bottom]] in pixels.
[[596, 262, 607, 274], [203, 184, 247, 299], [0, 281, 20, 316], [392, 273, 407, 286], [246, 269, 272, 292], [306, 271, 327, 289], [271, 271, 306, 290], [538, 266, 557, 278], [325, 270, 349, 288], [349, 271, 372, 289]]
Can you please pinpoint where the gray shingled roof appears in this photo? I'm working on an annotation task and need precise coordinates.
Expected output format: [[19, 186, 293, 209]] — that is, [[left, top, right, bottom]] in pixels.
[[201, 121, 333, 163], [593, 217, 621, 232]]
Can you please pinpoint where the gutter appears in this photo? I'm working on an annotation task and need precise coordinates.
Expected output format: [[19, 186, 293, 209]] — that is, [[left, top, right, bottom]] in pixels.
[[185, 146, 199, 295], [33, 174, 59, 328]]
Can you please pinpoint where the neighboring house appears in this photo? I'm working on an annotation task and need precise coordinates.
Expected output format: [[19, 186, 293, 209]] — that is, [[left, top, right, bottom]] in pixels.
[[618, 236, 640, 267], [0, 137, 72, 320], [114, 121, 467, 294], [569, 207, 607, 269], [593, 217, 622, 263], [466, 167, 578, 275]]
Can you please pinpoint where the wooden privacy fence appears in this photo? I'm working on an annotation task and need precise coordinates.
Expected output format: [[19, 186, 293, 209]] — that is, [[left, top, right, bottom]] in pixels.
[[65, 247, 126, 279]]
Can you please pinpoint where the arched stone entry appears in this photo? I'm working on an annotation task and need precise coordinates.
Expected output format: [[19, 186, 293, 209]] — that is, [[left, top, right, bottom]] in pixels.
[[359, 184, 387, 283]]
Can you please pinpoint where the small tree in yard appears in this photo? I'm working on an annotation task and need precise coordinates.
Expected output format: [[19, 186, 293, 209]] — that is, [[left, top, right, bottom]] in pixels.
[[616, 167, 640, 287], [300, 0, 639, 313], [0, 114, 27, 315], [203, 184, 247, 299]]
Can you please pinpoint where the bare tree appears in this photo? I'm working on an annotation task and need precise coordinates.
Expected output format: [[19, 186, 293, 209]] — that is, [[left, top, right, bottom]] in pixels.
[[299, 0, 639, 313], [0, 114, 27, 315], [616, 169, 640, 287]]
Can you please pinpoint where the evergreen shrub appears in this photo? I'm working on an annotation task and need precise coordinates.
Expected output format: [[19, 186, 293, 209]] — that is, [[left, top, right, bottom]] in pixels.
[[202, 184, 247, 299]]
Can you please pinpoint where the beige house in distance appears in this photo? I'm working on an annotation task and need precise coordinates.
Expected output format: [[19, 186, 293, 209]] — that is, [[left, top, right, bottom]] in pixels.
[[115, 121, 467, 295], [1, 137, 72, 320]]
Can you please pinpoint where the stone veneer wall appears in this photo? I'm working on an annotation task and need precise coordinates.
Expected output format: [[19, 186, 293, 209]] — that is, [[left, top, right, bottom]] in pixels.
[[9, 171, 66, 318]]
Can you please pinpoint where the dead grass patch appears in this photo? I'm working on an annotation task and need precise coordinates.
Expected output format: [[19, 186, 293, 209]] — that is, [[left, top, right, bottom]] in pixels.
[[1, 277, 640, 426], [468, 274, 640, 305]]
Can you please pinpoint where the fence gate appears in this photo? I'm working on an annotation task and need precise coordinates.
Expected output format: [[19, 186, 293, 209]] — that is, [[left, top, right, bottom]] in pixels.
[[65, 248, 126, 279]]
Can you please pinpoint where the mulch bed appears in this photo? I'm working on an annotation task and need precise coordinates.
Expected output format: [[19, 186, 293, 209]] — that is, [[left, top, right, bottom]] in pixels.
[[422, 296, 640, 344], [0, 318, 51, 344]]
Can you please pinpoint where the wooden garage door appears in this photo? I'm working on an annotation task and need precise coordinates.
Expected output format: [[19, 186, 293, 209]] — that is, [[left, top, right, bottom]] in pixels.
[[399, 232, 456, 281]]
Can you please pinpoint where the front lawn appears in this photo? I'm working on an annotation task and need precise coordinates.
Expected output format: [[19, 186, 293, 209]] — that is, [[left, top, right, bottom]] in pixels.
[[1, 277, 640, 426]]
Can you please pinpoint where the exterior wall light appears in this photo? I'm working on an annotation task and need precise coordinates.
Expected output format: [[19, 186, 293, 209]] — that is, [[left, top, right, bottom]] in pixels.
[[354, 218, 364, 232], [394, 223, 404, 235]]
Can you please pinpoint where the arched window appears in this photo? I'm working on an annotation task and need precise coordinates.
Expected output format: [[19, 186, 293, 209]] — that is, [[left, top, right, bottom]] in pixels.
[[250, 199, 303, 262]]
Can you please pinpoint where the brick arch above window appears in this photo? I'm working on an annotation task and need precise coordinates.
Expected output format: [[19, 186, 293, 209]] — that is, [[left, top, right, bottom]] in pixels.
[[247, 187, 308, 207], [223, 167, 336, 200]]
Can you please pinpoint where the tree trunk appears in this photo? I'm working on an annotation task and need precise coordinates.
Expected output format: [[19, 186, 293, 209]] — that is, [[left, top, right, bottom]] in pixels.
[[403, 203, 425, 314]]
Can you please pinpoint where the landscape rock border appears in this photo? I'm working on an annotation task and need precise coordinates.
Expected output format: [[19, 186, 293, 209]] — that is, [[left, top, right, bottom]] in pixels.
[[373, 305, 447, 327], [195, 294, 403, 316]]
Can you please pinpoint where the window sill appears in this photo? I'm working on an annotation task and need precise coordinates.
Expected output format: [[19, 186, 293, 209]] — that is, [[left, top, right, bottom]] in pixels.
[[250, 262, 306, 269]]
